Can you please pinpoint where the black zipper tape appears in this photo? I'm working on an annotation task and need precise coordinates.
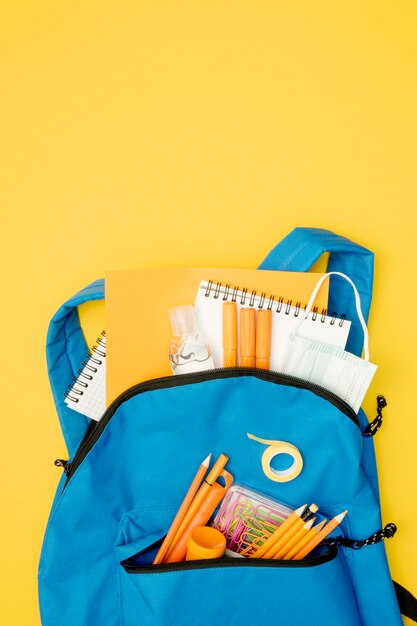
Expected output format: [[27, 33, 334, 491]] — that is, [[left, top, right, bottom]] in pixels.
[[122, 543, 338, 574], [63, 367, 359, 488]]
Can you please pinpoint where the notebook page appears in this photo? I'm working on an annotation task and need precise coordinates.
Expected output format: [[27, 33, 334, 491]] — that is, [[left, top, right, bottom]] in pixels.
[[194, 282, 351, 372], [65, 334, 106, 421]]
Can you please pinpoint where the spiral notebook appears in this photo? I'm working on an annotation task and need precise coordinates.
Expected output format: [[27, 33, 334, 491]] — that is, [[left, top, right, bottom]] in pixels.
[[194, 281, 351, 371], [105, 267, 331, 404], [64, 331, 106, 421]]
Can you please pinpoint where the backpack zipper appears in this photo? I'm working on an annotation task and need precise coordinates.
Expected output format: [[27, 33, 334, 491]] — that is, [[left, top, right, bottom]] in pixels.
[[122, 542, 338, 574], [62, 367, 359, 488]]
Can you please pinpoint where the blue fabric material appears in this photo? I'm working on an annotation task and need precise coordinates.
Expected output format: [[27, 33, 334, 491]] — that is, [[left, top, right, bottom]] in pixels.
[[258, 228, 374, 357], [46, 279, 105, 454], [38, 374, 402, 625], [40, 230, 402, 625]]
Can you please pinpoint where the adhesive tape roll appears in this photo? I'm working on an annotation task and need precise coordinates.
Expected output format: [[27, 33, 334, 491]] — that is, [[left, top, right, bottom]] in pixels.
[[247, 433, 303, 483]]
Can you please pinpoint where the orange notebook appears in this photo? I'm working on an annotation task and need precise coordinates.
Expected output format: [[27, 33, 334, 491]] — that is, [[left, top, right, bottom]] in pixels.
[[105, 267, 329, 405]]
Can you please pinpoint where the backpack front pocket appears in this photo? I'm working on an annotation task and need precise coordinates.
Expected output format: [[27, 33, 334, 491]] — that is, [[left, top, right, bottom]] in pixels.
[[119, 541, 361, 626]]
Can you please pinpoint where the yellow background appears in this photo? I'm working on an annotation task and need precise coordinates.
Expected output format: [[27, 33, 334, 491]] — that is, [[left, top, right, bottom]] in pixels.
[[1, 1, 416, 624]]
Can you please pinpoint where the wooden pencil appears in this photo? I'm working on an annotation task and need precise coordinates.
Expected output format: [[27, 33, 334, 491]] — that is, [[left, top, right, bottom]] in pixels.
[[250, 504, 306, 558], [273, 518, 315, 560], [263, 504, 318, 559], [153, 454, 211, 564], [292, 511, 348, 560], [283, 520, 326, 560]]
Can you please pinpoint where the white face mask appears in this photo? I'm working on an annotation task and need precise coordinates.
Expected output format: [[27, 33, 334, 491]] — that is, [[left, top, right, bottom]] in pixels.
[[282, 272, 377, 413]]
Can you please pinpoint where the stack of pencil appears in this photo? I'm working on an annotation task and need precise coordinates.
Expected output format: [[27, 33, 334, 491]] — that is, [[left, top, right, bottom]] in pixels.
[[153, 453, 233, 564], [250, 504, 347, 560]]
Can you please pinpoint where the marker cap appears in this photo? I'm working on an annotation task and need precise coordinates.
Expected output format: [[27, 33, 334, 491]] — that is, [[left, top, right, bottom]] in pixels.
[[186, 526, 226, 561]]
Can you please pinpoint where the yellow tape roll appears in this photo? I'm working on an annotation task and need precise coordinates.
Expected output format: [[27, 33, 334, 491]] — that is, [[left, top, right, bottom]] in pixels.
[[247, 433, 303, 483]]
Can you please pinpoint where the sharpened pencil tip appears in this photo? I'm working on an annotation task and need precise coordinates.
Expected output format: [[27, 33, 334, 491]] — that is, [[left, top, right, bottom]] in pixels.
[[335, 510, 348, 522], [295, 504, 307, 516], [202, 453, 212, 467]]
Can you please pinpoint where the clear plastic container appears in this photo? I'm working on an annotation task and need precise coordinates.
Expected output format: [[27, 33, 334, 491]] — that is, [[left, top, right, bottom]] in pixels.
[[212, 483, 294, 556], [168, 305, 215, 374]]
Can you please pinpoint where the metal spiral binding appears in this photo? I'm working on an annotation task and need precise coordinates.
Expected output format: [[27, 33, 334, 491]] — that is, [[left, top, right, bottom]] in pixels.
[[64, 331, 106, 404], [203, 281, 344, 324]]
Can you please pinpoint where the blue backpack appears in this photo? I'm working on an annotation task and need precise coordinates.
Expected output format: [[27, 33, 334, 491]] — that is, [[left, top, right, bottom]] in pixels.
[[39, 228, 417, 625]]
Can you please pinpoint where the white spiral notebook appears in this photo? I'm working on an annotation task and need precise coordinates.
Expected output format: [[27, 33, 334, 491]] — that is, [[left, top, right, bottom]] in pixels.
[[194, 281, 351, 372], [64, 331, 106, 421]]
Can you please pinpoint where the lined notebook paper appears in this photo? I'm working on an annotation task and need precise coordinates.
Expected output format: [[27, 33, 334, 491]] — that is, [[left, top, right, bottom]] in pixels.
[[194, 281, 351, 371], [64, 331, 106, 421]]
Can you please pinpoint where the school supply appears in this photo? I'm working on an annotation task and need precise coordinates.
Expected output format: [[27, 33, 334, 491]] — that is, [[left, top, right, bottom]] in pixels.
[[41, 229, 417, 626], [222, 301, 237, 366], [64, 331, 106, 421], [283, 272, 377, 413], [293, 511, 348, 560], [273, 518, 315, 559], [194, 280, 351, 372], [255, 309, 272, 369], [166, 469, 233, 563], [186, 527, 226, 561], [262, 504, 319, 559], [283, 520, 327, 560], [164, 453, 231, 562], [240, 307, 256, 366], [247, 433, 303, 483], [250, 503, 307, 558], [105, 266, 330, 404], [168, 305, 215, 374], [212, 484, 294, 556], [153, 454, 212, 565]]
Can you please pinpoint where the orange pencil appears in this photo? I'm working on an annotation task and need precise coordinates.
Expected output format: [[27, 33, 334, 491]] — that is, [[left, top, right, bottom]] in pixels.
[[272, 518, 315, 560], [240, 308, 256, 367], [284, 520, 326, 560], [292, 511, 348, 560], [223, 302, 237, 367], [255, 309, 272, 370], [250, 504, 306, 558], [263, 504, 318, 559], [165, 453, 229, 559], [153, 454, 211, 564], [165, 469, 233, 563]]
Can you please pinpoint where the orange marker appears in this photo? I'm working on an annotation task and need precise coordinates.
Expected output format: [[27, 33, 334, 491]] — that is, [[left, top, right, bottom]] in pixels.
[[273, 518, 315, 559], [240, 308, 256, 367], [292, 511, 348, 560], [166, 469, 233, 563], [255, 309, 272, 370], [250, 504, 307, 558], [153, 454, 211, 564], [165, 453, 229, 559], [284, 520, 326, 560], [223, 301, 237, 367]]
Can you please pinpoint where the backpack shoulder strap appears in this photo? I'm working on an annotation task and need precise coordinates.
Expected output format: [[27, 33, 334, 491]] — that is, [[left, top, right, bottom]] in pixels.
[[46, 279, 105, 455], [394, 580, 417, 622], [258, 227, 374, 357]]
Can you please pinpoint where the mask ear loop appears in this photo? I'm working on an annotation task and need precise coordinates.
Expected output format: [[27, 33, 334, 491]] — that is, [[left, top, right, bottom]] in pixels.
[[295, 271, 370, 362]]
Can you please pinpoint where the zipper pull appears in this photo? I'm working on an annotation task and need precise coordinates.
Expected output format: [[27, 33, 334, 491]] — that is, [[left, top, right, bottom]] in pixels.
[[324, 523, 397, 550], [362, 395, 387, 437], [54, 458, 70, 474]]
